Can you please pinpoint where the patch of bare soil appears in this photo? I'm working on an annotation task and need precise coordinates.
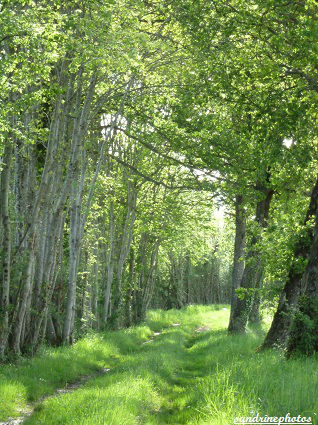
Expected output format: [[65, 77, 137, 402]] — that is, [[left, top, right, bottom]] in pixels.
[[195, 325, 211, 333], [142, 331, 162, 344]]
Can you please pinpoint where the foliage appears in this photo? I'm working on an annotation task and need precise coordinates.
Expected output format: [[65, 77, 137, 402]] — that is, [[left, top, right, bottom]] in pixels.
[[0, 0, 317, 359]]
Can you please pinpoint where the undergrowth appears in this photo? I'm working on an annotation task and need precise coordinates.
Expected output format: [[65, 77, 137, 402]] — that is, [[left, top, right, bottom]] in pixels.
[[0, 305, 317, 425]]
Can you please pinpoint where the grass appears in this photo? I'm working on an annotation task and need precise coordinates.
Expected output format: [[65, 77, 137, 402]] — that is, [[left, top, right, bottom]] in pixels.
[[0, 325, 153, 420], [0, 305, 317, 425]]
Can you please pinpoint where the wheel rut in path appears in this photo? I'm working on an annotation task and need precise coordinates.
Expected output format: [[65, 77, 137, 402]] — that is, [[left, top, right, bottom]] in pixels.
[[0, 367, 111, 425], [1, 324, 210, 425], [0, 329, 166, 425], [154, 324, 212, 424]]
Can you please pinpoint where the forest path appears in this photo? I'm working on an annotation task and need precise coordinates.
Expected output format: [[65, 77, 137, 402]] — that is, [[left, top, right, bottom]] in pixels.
[[1, 306, 316, 424], [150, 325, 213, 424], [19, 307, 221, 425]]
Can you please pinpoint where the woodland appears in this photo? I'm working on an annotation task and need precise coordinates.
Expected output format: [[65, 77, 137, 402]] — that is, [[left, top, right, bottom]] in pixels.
[[0, 0, 317, 422]]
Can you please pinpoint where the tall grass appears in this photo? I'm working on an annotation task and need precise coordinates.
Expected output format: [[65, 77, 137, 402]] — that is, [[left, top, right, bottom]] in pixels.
[[0, 326, 152, 420], [1, 305, 317, 425]]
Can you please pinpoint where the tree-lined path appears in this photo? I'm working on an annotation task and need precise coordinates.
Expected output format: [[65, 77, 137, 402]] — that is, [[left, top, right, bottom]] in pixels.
[[0, 1, 317, 423]]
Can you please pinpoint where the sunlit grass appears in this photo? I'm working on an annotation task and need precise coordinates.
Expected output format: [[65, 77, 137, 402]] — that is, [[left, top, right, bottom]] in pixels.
[[1, 305, 317, 425], [0, 327, 152, 421]]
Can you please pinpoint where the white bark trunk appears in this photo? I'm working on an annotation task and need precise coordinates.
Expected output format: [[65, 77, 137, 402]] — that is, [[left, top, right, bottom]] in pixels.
[[0, 142, 13, 358], [103, 201, 115, 322]]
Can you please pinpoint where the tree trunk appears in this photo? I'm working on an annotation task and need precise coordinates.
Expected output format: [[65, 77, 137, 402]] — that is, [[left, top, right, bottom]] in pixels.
[[91, 245, 99, 330], [228, 195, 246, 332], [62, 73, 96, 344], [261, 175, 318, 349], [0, 142, 13, 358], [228, 188, 273, 333], [30, 212, 64, 352], [63, 165, 85, 344], [111, 183, 137, 322], [249, 288, 262, 324], [142, 239, 160, 315], [103, 201, 115, 323], [286, 208, 318, 356], [12, 240, 36, 355]]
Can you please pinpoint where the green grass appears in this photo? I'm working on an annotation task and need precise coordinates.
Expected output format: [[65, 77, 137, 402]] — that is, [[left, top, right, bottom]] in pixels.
[[1, 305, 317, 425], [0, 325, 153, 420]]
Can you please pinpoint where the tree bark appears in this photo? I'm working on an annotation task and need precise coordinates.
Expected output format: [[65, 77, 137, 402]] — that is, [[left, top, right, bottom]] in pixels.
[[111, 182, 137, 322], [228, 188, 273, 333], [228, 195, 246, 332], [103, 201, 115, 323], [62, 73, 96, 344], [261, 175, 318, 349], [63, 159, 86, 344], [12, 239, 36, 355], [286, 207, 318, 356], [0, 142, 13, 358]]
